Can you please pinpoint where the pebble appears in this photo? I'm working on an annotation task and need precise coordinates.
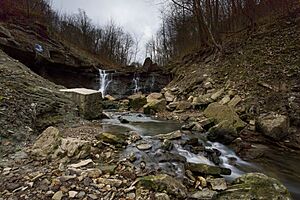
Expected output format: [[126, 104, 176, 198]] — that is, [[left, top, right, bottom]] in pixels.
[[155, 193, 170, 200], [88, 194, 98, 199], [137, 143, 152, 150], [68, 159, 94, 168], [52, 191, 63, 200], [77, 191, 86, 198], [127, 192, 136, 199], [97, 178, 122, 187], [68, 191, 78, 198], [46, 191, 54, 196], [207, 178, 227, 191]]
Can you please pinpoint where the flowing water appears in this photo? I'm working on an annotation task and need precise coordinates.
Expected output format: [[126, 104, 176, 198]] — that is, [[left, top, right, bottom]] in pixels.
[[132, 73, 141, 93], [100, 112, 300, 199], [98, 69, 113, 98]]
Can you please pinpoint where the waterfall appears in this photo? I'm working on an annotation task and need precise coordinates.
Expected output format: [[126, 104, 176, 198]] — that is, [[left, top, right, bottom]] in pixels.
[[98, 69, 112, 98], [133, 73, 140, 93]]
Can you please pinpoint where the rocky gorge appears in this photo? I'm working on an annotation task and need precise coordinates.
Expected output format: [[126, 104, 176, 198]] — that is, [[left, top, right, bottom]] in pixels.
[[1, 4, 300, 200]]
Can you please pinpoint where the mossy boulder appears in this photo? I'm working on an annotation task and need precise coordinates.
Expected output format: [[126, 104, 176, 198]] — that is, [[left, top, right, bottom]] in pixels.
[[216, 173, 292, 200], [128, 93, 147, 110], [208, 120, 238, 144], [96, 132, 128, 147], [138, 174, 187, 198], [204, 102, 246, 132], [143, 99, 166, 114]]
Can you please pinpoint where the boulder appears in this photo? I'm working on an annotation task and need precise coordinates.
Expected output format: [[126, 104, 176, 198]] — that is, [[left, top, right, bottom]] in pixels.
[[256, 113, 289, 141], [60, 88, 102, 120], [216, 173, 292, 200], [147, 93, 163, 102], [164, 91, 175, 102], [128, 93, 147, 110], [96, 132, 128, 146], [185, 163, 231, 176], [176, 101, 192, 111], [138, 174, 187, 198], [143, 99, 166, 114], [31, 127, 61, 157], [204, 102, 246, 132], [208, 120, 238, 144]]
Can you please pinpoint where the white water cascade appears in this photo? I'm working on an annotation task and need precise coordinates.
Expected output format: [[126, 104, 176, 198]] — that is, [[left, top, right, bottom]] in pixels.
[[133, 73, 140, 93], [98, 69, 112, 98]]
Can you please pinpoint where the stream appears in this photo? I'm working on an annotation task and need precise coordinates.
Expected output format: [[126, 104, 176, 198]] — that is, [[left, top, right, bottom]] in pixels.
[[100, 112, 300, 199]]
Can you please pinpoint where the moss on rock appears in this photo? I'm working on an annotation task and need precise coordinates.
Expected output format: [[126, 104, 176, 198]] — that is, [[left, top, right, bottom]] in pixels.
[[216, 173, 292, 200]]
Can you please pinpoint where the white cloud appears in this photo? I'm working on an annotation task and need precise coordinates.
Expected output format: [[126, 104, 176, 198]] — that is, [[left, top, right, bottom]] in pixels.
[[51, 0, 163, 63]]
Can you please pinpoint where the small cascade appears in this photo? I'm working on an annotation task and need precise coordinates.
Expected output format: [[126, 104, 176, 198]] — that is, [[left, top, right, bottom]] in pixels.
[[132, 73, 140, 93], [98, 69, 112, 98]]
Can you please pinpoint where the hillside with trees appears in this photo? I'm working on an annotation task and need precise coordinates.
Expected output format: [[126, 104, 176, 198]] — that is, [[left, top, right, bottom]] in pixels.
[[146, 0, 295, 65], [0, 0, 137, 66]]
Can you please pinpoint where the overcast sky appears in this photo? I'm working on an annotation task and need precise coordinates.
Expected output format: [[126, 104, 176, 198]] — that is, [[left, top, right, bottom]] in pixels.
[[51, 0, 164, 63]]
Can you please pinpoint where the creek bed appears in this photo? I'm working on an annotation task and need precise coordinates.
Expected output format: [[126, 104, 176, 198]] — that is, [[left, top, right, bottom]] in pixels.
[[100, 112, 300, 199]]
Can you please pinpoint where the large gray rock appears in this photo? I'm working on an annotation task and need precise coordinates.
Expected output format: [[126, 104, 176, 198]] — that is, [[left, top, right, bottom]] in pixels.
[[138, 174, 187, 198], [256, 113, 289, 141], [60, 88, 102, 120], [216, 173, 292, 200]]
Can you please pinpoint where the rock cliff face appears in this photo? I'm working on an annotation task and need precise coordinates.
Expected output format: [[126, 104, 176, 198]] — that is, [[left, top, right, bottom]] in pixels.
[[0, 49, 78, 155], [0, 23, 171, 95], [100, 71, 171, 98], [0, 22, 101, 88]]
